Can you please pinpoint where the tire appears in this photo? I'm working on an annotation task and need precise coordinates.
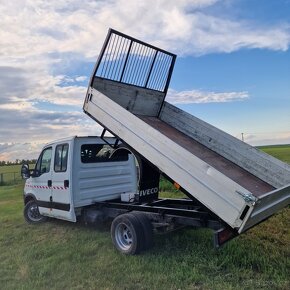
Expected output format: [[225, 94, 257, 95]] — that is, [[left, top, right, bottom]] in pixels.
[[24, 200, 47, 224], [111, 213, 144, 255], [132, 211, 153, 251]]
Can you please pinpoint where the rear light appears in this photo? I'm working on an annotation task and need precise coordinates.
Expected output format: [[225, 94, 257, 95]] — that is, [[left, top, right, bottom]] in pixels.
[[173, 182, 180, 190]]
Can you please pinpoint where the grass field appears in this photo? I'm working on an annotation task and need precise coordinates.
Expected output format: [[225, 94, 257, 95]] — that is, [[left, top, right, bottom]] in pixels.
[[0, 146, 289, 289], [0, 164, 22, 185], [258, 144, 290, 164]]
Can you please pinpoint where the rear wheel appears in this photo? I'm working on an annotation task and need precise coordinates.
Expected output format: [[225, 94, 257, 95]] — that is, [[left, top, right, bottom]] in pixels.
[[24, 200, 47, 224], [132, 211, 153, 251], [111, 213, 144, 255]]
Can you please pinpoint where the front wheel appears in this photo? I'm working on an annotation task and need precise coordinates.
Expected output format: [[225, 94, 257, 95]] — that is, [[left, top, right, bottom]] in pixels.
[[24, 200, 47, 224]]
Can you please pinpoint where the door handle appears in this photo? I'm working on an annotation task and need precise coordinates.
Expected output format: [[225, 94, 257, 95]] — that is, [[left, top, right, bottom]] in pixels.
[[48, 180, 52, 187], [64, 180, 69, 188]]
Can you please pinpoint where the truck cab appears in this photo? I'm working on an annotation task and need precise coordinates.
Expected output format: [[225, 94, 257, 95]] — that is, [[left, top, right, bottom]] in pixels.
[[22, 136, 138, 223]]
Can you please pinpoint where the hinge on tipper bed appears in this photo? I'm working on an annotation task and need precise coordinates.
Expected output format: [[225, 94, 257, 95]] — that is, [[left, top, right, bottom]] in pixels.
[[236, 190, 257, 204], [101, 128, 120, 149]]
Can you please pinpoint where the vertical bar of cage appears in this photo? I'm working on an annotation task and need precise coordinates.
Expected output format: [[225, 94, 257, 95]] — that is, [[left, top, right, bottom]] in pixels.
[[156, 54, 171, 91], [116, 38, 130, 81], [150, 51, 166, 90], [127, 42, 140, 84], [157, 54, 177, 117], [100, 33, 115, 77], [131, 43, 144, 86], [151, 52, 166, 91], [163, 54, 176, 94], [142, 48, 155, 87], [131, 43, 142, 85], [125, 42, 136, 84], [108, 35, 121, 80], [89, 29, 113, 87], [103, 33, 117, 79], [154, 53, 166, 91], [113, 35, 123, 80], [119, 40, 133, 82], [137, 44, 148, 86], [144, 50, 158, 89], [161, 55, 172, 91], [147, 52, 159, 90], [113, 36, 126, 81], [163, 55, 174, 90], [99, 36, 112, 77], [121, 43, 133, 83], [101, 35, 113, 78], [134, 45, 148, 86]]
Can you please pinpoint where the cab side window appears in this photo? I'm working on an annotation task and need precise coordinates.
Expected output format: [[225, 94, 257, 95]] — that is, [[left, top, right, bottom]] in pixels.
[[35, 147, 52, 175], [54, 144, 69, 172]]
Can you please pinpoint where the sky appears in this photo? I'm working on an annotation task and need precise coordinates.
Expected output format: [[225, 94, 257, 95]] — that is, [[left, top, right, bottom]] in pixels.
[[0, 0, 290, 161]]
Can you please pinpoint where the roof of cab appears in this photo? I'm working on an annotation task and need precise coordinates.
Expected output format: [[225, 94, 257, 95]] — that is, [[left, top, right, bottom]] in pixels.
[[43, 136, 117, 147]]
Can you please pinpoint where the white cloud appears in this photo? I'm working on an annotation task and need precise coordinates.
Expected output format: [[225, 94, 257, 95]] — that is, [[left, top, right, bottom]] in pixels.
[[0, 103, 103, 160], [0, 97, 35, 111], [167, 89, 249, 104], [1, 0, 289, 66], [243, 132, 290, 147], [30, 74, 87, 107], [0, 143, 44, 161], [75, 76, 87, 82], [0, 0, 289, 160]]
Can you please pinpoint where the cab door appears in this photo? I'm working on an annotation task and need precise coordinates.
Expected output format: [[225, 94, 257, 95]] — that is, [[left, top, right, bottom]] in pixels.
[[31, 147, 53, 216], [51, 143, 76, 222]]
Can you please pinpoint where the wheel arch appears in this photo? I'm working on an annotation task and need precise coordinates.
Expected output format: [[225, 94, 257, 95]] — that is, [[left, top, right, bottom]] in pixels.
[[24, 194, 37, 205]]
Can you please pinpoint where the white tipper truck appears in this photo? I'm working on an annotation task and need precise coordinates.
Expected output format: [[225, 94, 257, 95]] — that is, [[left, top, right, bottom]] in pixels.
[[22, 29, 290, 255]]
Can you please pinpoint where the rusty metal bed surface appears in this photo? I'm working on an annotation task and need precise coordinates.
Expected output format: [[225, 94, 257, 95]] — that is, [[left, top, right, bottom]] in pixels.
[[139, 116, 274, 197]]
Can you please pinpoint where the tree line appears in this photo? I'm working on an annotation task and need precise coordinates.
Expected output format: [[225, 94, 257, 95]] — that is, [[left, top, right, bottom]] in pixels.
[[0, 159, 37, 166]]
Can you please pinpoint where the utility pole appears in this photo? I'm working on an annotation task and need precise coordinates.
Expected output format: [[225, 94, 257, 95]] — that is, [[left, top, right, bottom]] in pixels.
[[241, 133, 244, 142]]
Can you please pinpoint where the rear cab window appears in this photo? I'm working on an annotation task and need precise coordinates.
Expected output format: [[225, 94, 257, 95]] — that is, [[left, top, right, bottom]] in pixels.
[[81, 144, 128, 163]]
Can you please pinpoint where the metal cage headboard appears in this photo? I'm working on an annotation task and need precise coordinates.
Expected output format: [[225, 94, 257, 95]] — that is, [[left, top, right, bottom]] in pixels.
[[92, 29, 176, 94]]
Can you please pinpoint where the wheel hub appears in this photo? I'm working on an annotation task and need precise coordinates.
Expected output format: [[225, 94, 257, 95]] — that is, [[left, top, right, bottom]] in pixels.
[[28, 203, 42, 221], [115, 223, 133, 250]]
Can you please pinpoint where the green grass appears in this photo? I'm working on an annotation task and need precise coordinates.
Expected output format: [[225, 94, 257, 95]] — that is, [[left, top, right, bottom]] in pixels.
[[258, 144, 290, 164], [0, 164, 22, 185], [0, 164, 22, 173], [0, 147, 289, 289]]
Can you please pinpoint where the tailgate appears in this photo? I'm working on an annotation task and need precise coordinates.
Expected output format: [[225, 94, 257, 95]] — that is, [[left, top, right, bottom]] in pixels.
[[240, 184, 290, 233]]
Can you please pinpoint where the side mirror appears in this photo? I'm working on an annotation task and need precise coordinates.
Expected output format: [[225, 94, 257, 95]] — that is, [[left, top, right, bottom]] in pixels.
[[21, 163, 30, 179]]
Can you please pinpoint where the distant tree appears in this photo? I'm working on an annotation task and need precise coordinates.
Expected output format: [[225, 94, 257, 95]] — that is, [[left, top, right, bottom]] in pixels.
[[0, 159, 37, 166]]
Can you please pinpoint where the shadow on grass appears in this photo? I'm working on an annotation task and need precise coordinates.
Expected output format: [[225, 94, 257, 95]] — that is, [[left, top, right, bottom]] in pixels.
[[33, 210, 290, 280], [45, 217, 215, 257]]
